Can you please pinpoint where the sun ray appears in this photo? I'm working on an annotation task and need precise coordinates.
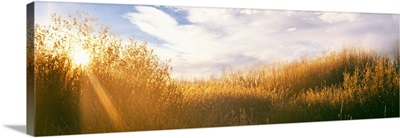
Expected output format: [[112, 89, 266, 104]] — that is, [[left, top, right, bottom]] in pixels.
[[86, 71, 127, 131]]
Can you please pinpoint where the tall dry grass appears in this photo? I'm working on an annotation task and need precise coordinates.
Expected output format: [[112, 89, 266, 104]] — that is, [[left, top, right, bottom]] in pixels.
[[28, 11, 399, 136], [175, 48, 399, 126], [30, 12, 179, 135]]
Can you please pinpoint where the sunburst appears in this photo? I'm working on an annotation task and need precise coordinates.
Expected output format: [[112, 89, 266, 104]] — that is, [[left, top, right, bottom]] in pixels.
[[70, 47, 91, 68]]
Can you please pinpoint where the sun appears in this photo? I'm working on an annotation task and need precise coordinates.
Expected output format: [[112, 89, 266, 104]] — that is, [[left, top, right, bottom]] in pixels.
[[70, 47, 91, 68]]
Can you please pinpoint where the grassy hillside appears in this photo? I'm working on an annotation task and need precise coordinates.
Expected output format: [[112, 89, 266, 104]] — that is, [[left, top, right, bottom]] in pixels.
[[29, 12, 399, 135], [173, 48, 399, 127]]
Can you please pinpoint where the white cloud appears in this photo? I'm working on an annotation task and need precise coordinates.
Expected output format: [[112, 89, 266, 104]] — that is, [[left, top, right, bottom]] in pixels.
[[240, 9, 260, 15], [124, 6, 398, 79], [318, 12, 360, 23], [284, 10, 297, 16], [286, 27, 297, 32]]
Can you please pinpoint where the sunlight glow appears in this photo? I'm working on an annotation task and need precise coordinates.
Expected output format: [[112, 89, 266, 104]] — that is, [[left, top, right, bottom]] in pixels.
[[71, 47, 91, 68]]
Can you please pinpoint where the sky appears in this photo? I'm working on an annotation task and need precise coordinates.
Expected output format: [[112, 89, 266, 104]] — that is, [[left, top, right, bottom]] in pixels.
[[34, 2, 399, 79]]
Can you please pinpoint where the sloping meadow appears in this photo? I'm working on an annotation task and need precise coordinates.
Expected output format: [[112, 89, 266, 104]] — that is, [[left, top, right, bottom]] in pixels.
[[29, 11, 399, 136]]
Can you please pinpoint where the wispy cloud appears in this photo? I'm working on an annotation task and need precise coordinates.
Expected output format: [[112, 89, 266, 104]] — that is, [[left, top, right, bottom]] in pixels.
[[318, 12, 360, 24], [286, 27, 297, 32], [124, 6, 399, 79]]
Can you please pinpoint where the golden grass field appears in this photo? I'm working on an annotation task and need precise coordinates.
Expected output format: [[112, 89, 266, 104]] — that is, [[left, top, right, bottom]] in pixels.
[[27, 12, 399, 136]]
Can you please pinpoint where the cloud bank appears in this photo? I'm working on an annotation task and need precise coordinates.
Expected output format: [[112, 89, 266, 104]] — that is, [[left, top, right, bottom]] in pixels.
[[123, 6, 398, 79]]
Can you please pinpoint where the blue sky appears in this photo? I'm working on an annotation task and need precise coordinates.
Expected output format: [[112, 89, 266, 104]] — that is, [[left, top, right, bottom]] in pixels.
[[35, 1, 399, 79]]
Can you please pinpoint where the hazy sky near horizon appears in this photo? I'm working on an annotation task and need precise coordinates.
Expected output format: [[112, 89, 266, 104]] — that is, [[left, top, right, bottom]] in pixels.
[[35, 2, 399, 79]]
